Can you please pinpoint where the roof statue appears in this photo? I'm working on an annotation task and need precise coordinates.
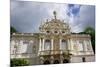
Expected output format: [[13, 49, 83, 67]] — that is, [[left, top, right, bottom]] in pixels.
[[53, 11, 57, 20]]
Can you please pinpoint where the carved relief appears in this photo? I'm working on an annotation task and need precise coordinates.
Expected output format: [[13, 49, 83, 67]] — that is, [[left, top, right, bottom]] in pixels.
[[85, 40, 91, 51], [73, 40, 78, 51]]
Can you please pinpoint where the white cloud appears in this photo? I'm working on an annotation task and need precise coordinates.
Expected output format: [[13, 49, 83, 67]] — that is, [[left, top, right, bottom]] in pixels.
[[69, 5, 95, 33], [11, 1, 95, 33]]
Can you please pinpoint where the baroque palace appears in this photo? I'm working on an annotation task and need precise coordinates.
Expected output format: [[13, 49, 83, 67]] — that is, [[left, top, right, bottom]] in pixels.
[[10, 11, 95, 65]]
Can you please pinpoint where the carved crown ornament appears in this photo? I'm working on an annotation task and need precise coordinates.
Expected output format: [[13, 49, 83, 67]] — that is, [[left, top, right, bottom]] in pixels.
[[39, 11, 71, 35]]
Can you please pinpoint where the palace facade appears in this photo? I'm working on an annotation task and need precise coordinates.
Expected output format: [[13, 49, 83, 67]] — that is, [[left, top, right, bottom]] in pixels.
[[10, 11, 95, 65]]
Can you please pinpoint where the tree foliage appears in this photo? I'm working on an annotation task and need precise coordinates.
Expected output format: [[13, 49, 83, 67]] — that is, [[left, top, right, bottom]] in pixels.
[[10, 58, 29, 67], [72, 27, 95, 53], [10, 26, 17, 34], [84, 27, 95, 53], [78, 27, 95, 53]]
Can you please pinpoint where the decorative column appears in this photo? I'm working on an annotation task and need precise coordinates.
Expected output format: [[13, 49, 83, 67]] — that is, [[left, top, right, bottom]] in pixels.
[[19, 40, 23, 54], [70, 39, 73, 51], [59, 38, 62, 50], [39, 38, 42, 51], [83, 40, 87, 51], [59, 38, 62, 54], [15, 41, 18, 58], [60, 55, 64, 63], [67, 39, 71, 50], [89, 40, 94, 54], [42, 38, 45, 51], [89, 40, 93, 51], [51, 39, 53, 50]]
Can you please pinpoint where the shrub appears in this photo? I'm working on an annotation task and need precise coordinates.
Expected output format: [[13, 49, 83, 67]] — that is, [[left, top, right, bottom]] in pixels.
[[10, 58, 29, 67]]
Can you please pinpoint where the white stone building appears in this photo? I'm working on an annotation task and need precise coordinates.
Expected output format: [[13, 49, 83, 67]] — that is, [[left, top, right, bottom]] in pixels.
[[10, 11, 95, 65]]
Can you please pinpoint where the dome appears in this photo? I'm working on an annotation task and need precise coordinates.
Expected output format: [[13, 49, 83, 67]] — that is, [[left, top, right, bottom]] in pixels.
[[39, 11, 71, 34]]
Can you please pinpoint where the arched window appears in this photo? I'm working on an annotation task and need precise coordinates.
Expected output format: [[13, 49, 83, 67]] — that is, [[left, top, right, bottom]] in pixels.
[[61, 40, 67, 50], [44, 39, 51, 50]]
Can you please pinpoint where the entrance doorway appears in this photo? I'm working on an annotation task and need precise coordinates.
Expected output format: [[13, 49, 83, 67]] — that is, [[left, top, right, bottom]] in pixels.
[[43, 60, 50, 64], [63, 59, 69, 63], [53, 60, 60, 64]]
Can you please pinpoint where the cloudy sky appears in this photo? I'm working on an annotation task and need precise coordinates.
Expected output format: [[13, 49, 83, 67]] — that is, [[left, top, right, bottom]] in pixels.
[[11, 1, 95, 33]]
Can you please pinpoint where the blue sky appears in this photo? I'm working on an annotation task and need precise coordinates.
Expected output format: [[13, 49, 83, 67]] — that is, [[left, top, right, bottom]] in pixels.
[[11, 1, 95, 33]]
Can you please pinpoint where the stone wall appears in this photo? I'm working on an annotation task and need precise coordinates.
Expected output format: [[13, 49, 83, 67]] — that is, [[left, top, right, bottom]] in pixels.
[[70, 55, 95, 63]]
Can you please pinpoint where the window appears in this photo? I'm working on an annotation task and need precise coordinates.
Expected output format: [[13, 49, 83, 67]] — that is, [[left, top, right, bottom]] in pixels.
[[23, 41, 29, 45], [61, 40, 67, 50], [47, 31, 50, 33], [62, 31, 65, 33], [23, 42, 28, 44], [21, 40, 28, 53], [54, 31, 58, 33], [13, 45, 18, 54], [44, 40, 51, 50]]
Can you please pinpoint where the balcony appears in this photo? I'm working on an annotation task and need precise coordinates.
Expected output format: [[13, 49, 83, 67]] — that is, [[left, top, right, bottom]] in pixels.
[[39, 50, 71, 56]]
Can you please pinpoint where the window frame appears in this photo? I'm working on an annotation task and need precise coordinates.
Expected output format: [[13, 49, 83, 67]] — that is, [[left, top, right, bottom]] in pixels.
[[44, 39, 51, 50]]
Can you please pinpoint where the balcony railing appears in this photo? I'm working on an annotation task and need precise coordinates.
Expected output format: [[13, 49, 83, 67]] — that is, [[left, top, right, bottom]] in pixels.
[[39, 50, 70, 55], [39, 50, 94, 56]]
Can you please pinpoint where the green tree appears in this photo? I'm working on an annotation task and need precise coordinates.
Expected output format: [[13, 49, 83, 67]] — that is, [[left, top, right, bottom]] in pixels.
[[76, 27, 95, 53], [84, 27, 95, 36], [10, 26, 17, 34], [84, 27, 95, 53], [10, 58, 29, 67]]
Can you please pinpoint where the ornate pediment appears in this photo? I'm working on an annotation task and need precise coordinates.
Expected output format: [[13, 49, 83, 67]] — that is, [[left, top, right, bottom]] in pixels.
[[39, 11, 71, 35]]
